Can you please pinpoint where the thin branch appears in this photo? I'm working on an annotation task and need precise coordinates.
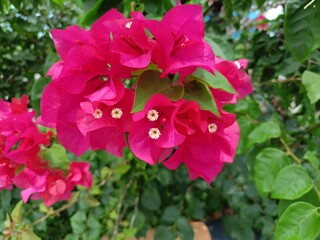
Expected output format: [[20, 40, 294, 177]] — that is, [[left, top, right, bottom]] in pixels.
[[111, 179, 134, 240], [290, 121, 320, 136], [280, 138, 302, 164], [30, 192, 79, 227], [254, 77, 301, 87], [129, 189, 140, 229]]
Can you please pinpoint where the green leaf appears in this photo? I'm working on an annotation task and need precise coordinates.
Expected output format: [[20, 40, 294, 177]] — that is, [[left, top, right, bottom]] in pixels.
[[254, 148, 290, 197], [222, 0, 233, 19], [41, 143, 69, 170], [304, 151, 320, 176], [302, 70, 320, 104], [86, 215, 102, 239], [192, 68, 236, 94], [11, 200, 23, 223], [154, 225, 176, 240], [247, 121, 281, 148], [51, 0, 65, 7], [156, 168, 172, 186], [184, 79, 220, 117], [132, 210, 146, 229], [31, 77, 50, 115], [278, 188, 320, 216], [271, 165, 313, 200], [79, 0, 104, 26], [205, 35, 234, 60], [176, 216, 194, 240], [43, 52, 60, 75], [284, 0, 320, 61], [114, 162, 131, 176], [132, 70, 184, 113], [141, 188, 161, 211], [274, 202, 320, 240], [256, 0, 267, 8], [160, 205, 180, 224], [20, 228, 41, 240], [70, 212, 87, 235], [236, 116, 255, 154]]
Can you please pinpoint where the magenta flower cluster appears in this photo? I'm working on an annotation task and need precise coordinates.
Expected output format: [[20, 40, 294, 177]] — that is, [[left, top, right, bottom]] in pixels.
[[40, 4, 252, 184], [0, 95, 92, 206]]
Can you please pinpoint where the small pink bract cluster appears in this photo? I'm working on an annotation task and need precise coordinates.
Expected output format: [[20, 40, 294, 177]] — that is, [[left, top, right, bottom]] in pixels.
[[40, 4, 252, 184], [0, 95, 92, 206]]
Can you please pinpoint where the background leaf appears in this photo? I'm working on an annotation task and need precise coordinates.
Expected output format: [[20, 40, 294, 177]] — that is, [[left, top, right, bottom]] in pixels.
[[254, 148, 289, 197], [154, 225, 176, 240], [247, 122, 281, 148], [302, 70, 320, 104], [141, 188, 161, 211], [284, 0, 320, 61]]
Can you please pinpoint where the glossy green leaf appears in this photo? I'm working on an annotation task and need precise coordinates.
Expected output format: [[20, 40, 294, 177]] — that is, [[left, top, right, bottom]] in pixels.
[[271, 165, 313, 200], [176, 216, 194, 240], [184, 79, 220, 117], [141, 188, 161, 211], [160, 205, 180, 224], [192, 68, 236, 94], [277, 188, 320, 216], [247, 121, 281, 148], [284, 0, 320, 61], [41, 143, 69, 170], [254, 148, 290, 197], [274, 202, 320, 240], [132, 70, 184, 113], [302, 70, 320, 104]]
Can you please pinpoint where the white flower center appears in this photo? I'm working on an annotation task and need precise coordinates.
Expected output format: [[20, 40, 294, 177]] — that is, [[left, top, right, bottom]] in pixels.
[[147, 109, 159, 121], [208, 123, 217, 133], [148, 128, 161, 139], [125, 21, 132, 29], [93, 109, 103, 119], [111, 108, 123, 119]]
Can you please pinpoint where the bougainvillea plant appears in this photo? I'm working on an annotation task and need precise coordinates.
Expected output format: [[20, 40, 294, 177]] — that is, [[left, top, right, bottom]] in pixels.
[[1, 3, 252, 207], [0, 95, 92, 207]]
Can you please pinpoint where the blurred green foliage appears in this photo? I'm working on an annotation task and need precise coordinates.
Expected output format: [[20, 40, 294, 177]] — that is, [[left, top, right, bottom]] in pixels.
[[1, 0, 320, 239]]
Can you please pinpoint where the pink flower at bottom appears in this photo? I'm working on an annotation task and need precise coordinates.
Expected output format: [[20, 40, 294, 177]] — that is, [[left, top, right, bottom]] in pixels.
[[66, 162, 92, 189]]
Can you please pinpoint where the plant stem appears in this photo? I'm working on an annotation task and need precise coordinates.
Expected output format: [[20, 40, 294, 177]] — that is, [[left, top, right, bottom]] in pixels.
[[280, 138, 302, 164], [111, 179, 133, 240], [313, 185, 320, 199], [30, 192, 79, 227]]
